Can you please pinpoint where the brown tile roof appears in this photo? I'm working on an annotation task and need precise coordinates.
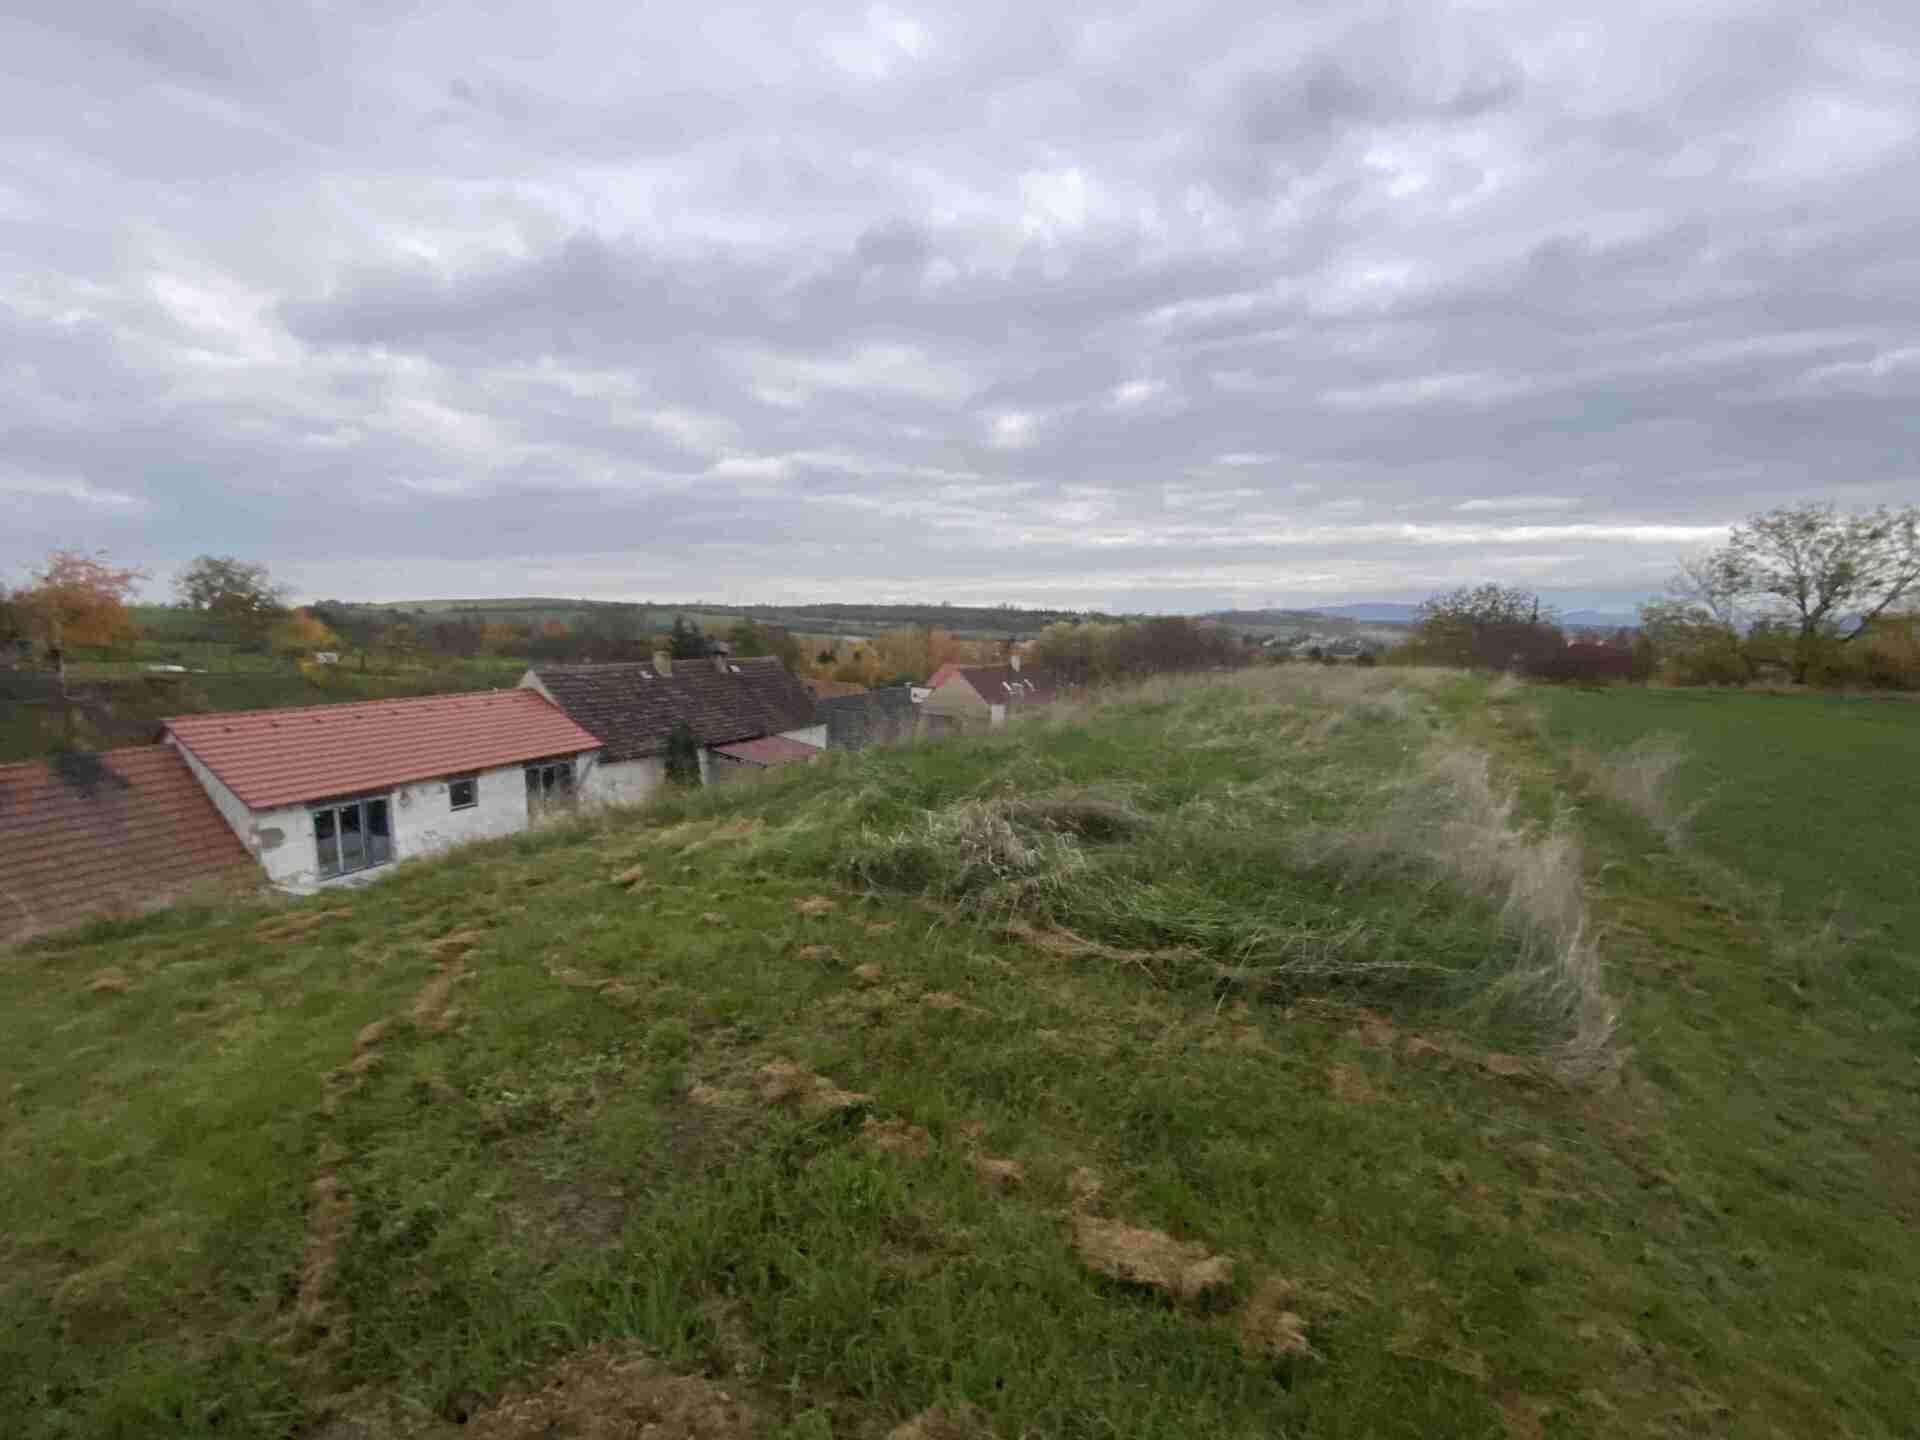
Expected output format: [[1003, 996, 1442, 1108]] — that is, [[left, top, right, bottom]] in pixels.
[[164, 690, 600, 810], [530, 657, 817, 763], [0, 746, 257, 944], [803, 677, 869, 700], [955, 664, 1060, 706], [710, 735, 823, 767]]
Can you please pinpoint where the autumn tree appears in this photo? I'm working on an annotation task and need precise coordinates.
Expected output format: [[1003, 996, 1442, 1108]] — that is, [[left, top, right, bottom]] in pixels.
[[175, 555, 286, 645], [1412, 584, 1562, 671], [21, 549, 147, 654], [1703, 503, 1920, 683], [269, 609, 340, 658]]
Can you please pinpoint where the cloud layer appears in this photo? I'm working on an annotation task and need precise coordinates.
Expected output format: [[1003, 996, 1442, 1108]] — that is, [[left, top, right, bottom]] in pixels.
[[6, 1, 1918, 610]]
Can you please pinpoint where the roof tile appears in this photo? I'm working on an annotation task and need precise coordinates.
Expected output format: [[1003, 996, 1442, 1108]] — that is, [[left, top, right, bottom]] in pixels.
[[532, 657, 816, 762]]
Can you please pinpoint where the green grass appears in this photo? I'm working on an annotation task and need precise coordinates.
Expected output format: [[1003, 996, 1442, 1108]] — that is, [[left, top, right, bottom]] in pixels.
[[3, 671, 1917, 1438], [1530, 685, 1920, 1039]]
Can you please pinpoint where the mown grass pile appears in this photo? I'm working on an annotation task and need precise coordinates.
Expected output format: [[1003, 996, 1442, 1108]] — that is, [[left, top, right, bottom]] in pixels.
[[4, 667, 1917, 1439]]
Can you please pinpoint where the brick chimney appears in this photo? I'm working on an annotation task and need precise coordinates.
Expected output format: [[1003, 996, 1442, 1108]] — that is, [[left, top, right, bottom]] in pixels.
[[653, 650, 672, 676]]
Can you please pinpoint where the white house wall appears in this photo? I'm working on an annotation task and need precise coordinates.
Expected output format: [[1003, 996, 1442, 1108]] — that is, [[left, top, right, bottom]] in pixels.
[[779, 724, 828, 749], [579, 755, 668, 807]]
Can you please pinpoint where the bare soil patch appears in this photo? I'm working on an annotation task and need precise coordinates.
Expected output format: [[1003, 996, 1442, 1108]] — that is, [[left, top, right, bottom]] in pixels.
[[792, 896, 837, 917], [755, 1062, 872, 1116], [862, 1116, 932, 1159], [461, 1344, 760, 1439], [1071, 1216, 1233, 1304]]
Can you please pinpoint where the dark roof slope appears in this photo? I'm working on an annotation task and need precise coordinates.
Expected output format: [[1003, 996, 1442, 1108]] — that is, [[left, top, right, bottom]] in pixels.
[[0, 746, 257, 945], [955, 664, 1060, 706], [165, 690, 601, 810], [530, 656, 817, 762]]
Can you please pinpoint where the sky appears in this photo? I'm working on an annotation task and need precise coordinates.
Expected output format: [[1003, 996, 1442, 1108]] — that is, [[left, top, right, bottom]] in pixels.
[[5, 2, 1918, 615]]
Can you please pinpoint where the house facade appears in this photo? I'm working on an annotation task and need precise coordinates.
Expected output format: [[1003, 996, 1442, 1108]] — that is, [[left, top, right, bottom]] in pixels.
[[522, 653, 821, 807], [917, 658, 1059, 732], [163, 690, 602, 892]]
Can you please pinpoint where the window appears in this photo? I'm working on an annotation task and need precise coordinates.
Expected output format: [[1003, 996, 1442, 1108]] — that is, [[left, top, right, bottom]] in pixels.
[[525, 758, 575, 812], [314, 796, 392, 880], [448, 775, 478, 810]]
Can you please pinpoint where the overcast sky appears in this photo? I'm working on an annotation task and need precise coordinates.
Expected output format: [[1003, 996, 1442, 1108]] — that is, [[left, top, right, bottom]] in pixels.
[[5, 2, 1918, 613]]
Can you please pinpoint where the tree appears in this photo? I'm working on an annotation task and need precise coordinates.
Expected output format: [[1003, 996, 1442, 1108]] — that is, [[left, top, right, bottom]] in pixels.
[[1412, 584, 1562, 671], [664, 721, 701, 786], [668, 614, 711, 660], [174, 555, 286, 644], [1713, 503, 1920, 683], [21, 549, 147, 654], [269, 609, 340, 658]]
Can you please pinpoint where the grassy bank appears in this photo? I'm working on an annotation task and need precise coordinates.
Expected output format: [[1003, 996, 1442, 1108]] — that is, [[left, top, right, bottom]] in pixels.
[[3, 670, 1915, 1438]]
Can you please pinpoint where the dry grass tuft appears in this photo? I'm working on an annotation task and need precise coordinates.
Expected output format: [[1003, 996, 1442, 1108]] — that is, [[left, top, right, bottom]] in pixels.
[[1072, 1216, 1235, 1304], [1327, 1063, 1383, 1104], [253, 907, 351, 942], [888, 1406, 989, 1440], [428, 927, 487, 960], [792, 896, 838, 917], [971, 1155, 1026, 1190], [461, 1344, 760, 1439], [862, 1116, 932, 1159], [1575, 734, 1693, 844], [795, 944, 836, 963], [609, 866, 650, 888], [755, 1061, 871, 1116], [852, 963, 884, 983], [1237, 1275, 1319, 1360], [920, 990, 987, 1016], [84, 968, 132, 995]]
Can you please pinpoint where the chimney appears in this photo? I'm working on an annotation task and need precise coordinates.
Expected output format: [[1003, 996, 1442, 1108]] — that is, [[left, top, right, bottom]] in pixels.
[[711, 653, 729, 674], [653, 650, 672, 677], [1009, 652, 1022, 673]]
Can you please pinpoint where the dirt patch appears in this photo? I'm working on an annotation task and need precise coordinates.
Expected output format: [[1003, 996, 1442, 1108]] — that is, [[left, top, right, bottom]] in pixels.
[[1497, 1393, 1555, 1440], [688, 1083, 748, 1108], [864, 921, 898, 935], [853, 963, 884, 983], [1402, 1033, 1538, 1082], [254, 907, 352, 942], [792, 896, 837, 917], [461, 1344, 760, 1439], [410, 960, 466, 1032], [1327, 1063, 1382, 1104], [863, 1116, 933, 1159], [1067, 1166, 1104, 1209], [971, 1155, 1025, 1190], [84, 968, 132, 995], [1238, 1276, 1318, 1360], [755, 1062, 871, 1116], [354, 1018, 391, 1050], [1071, 1215, 1233, 1304], [796, 944, 837, 963], [611, 866, 651, 888], [888, 1407, 987, 1440], [428, 928, 487, 961], [921, 991, 987, 1016], [288, 1167, 351, 1360], [1343, 1009, 1399, 1050]]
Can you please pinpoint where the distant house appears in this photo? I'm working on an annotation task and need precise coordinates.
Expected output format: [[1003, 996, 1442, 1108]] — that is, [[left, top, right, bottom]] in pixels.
[[163, 690, 602, 892], [917, 658, 1059, 732], [0, 746, 259, 944], [924, 661, 966, 692], [819, 685, 916, 750], [522, 653, 821, 804]]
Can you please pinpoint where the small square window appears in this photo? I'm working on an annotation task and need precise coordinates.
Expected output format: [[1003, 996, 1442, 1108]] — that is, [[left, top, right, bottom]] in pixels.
[[449, 775, 478, 810]]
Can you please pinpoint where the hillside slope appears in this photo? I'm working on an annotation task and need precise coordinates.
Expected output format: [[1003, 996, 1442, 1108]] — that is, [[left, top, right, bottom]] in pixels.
[[3, 671, 1915, 1439]]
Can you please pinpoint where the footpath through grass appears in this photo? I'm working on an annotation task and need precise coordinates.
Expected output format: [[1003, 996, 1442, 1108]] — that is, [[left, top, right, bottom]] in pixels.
[[3, 670, 1916, 1438]]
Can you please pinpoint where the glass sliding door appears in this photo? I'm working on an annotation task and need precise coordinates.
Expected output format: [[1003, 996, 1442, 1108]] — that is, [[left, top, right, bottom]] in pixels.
[[312, 796, 393, 879], [525, 759, 575, 814]]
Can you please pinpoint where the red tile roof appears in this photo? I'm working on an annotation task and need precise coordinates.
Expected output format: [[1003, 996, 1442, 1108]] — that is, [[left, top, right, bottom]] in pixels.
[[164, 690, 600, 810], [926, 662, 966, 690], [0, 746, 257, 944], [710, 735, 823, 767]]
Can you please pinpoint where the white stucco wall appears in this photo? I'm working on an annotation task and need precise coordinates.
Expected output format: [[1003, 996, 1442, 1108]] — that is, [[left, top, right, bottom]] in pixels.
[[168, 737, 597, 893], [779, 724, 828, 749], [579, 755, 668, 807]]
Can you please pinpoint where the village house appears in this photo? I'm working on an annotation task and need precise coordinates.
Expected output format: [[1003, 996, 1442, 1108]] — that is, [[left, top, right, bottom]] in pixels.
[[162, 689, 603, 892], [521, 652, 821, 803], [0, 745, 259, 944], [917, 656, 1059, 732]]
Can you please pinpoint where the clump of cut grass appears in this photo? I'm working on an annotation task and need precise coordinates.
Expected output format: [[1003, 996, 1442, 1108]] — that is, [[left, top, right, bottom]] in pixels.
[[843, 799, 1090, 915], [1318, 743, 1618, 1081], [1573, 734, 1694, 845]]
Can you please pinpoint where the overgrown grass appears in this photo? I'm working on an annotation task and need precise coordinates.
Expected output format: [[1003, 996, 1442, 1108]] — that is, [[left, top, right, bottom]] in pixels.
[[4, 671, 1917, 1438]]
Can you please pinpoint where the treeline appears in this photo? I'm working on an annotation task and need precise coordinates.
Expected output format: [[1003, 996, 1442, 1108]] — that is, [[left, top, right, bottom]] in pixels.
[[1028, 617, 1245, 686]]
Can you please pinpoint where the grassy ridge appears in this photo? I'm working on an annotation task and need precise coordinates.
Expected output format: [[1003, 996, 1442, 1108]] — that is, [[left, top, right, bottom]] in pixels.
[[3, 672, 1916, 1437]]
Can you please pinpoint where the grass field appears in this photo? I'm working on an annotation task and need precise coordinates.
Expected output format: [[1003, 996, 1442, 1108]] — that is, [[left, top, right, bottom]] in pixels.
[[3, 671, 1916, 1438]]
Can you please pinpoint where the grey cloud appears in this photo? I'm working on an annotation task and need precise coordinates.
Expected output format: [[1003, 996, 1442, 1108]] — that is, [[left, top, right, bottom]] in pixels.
[[6, 1, 1919, 614]]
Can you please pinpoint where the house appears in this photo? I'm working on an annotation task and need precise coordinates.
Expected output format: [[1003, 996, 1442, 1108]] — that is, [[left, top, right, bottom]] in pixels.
[[162, 690, 602, 891], [819, 685, 916, 750], [521, 652, 820, 805], [916, 657, 1059, 732], [0, 746, 259, 945], [924, 661, 966, 692]]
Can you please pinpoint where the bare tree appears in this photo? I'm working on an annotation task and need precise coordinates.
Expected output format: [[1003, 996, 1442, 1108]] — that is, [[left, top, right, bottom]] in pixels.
[[1715, 504, 1920, 683]]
